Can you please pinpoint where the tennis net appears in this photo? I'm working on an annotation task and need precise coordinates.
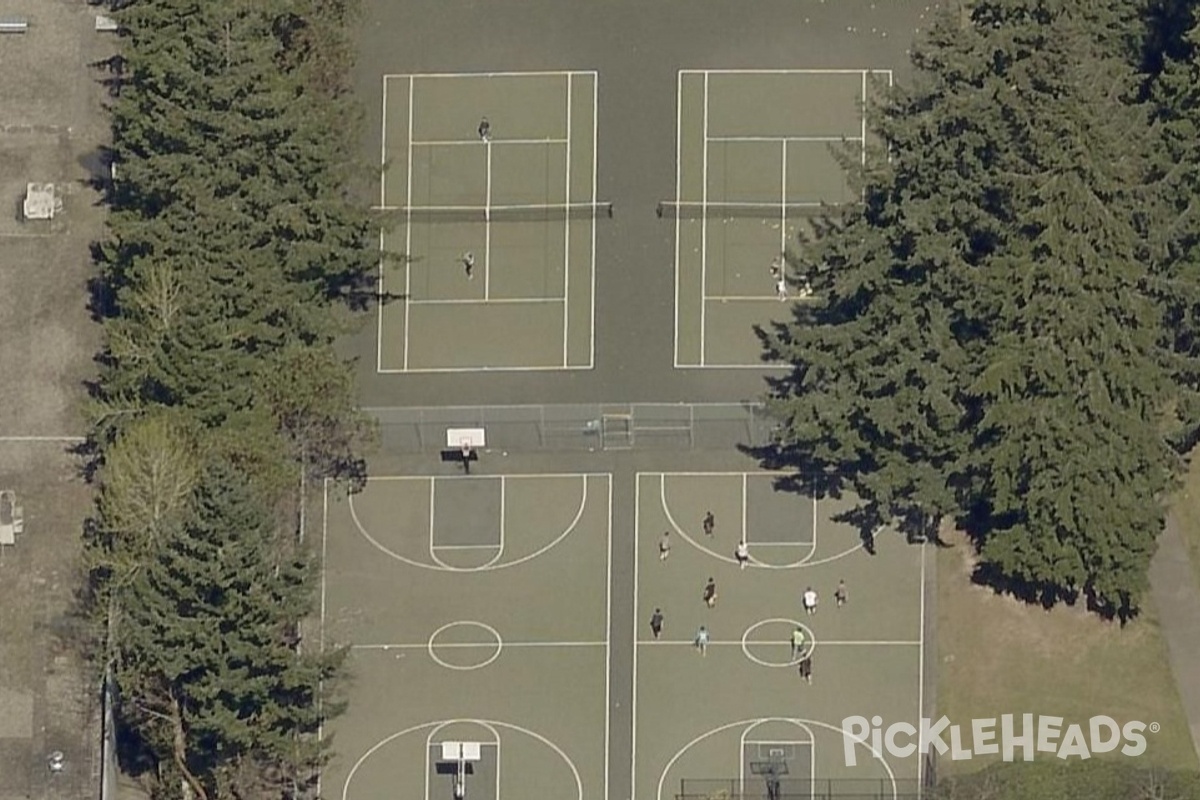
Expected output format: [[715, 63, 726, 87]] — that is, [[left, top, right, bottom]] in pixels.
[[380, 202, 614, 222], [656, 201, 849, 219]]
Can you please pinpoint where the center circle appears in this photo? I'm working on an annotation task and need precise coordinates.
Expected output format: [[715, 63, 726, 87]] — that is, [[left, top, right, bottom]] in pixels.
[[741, 618, 815, 668], [427, 621, 503, 671]]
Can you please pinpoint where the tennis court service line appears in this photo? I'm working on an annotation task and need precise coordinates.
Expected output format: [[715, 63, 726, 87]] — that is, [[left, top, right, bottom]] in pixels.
[[411, 137, 569, 146], [384, 69, 593, 79], [709, 135, 862, 143]]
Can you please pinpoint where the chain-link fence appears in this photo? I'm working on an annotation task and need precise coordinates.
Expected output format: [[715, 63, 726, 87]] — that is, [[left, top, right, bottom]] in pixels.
[[365, 402, 779, 453], [678, 778, 923, 800]]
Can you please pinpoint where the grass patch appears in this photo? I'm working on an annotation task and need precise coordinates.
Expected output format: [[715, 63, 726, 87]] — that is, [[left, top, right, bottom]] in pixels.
[[1170, 453, 1200, 589], [936, 528, 1197, 776]]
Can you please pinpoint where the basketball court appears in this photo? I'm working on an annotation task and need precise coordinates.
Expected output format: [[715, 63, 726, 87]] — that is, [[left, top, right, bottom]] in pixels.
[[634, 471, 926, 800], [668, 69, 893, 368], [376, 71, 603, 372], [321, 472, 612, 800]]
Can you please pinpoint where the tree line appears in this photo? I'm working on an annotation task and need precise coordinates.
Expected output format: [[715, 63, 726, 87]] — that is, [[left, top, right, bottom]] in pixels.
[[764, 0, 1200, 620], [84, 0, 376, 797]]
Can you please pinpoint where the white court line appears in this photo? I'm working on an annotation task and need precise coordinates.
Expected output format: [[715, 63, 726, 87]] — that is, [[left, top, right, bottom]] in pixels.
[[710, 135, 863, 143], [707, 294, 819, 302], [499, 475, 507, 556], [741, 473, 748, 544], [631, 473, 641, 800], [390, 70, 594, 79], [779, 139, 788, 257], [365, 472, 604, 482], [317, 478, 330, 799], [672, 71, 683, 368], [637, 639, 920, 646], [589, 74, 598, 369], [412, 137, 569, 146], [674, 363, 787, 371], [692, 68, 875, 75], [429, 544, 500, 550], [374, 76, 388, 374], [408, 297, 563, 305], [751, 541, 814, 547], [812, 491, 819, 555], [353, 641, 608, 650], [700, 72, 710, 367], [917, 541, 927, 790], [380, 364, 594, 374], [603, 473, 612, 800], [484, 138, 493, 300], [403, 76, 415, 371], [563, 73, 572, 368], [0, 436, 84, 442], [861, 70, 868, 201], [428, 478, 436, 560]]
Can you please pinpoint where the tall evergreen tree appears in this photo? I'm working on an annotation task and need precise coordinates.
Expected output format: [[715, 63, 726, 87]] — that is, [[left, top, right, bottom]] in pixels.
[[110, 456, 342, 800], [763, 0, 1181, 614]]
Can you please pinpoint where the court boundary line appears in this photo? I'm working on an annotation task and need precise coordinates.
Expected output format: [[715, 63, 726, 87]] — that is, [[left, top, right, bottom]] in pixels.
[[407, 297, 563, 306], [672, 70, 683, 369], [376, 76, 389, 375], [634, 639, 921, 647], [604, 466, 613, 800], [673, 67, 895, 369], [589, 72, 598, 369], [0, 435, 85, 442], [563, 73, 573, 367], [377, 70, 599, 373], [700, 72, 710, 366], [403, 75, 415, 370], [386, 69, 598, 79], [484, 136, 493, 300], [631, 470, 642, 800], [917, 542, 927, 789]]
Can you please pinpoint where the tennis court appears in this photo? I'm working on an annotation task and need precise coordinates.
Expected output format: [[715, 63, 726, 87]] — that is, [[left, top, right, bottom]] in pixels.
[[634, 472, 926, 800], [669, 69, 893, 368], [377, 71, 603, 372], [320, 473, 612, 800]]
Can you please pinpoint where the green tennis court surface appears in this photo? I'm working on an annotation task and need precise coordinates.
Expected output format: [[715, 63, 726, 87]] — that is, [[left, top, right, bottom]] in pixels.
[[671, 69, 893, 368], [377, 72, 600, 372], [634, 472, 925, 800]]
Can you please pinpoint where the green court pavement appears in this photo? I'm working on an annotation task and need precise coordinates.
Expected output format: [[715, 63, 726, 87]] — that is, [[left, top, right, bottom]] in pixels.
[[321, 473, 611, 800], [634, 472, 925, 798], [673, 70, 893, 368], [377, 72, 599, 372]]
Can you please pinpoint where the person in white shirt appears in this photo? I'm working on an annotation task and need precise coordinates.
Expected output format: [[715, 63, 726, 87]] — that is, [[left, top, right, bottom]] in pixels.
[[802, 586, 818, 615], [735, 540, 749, 569]]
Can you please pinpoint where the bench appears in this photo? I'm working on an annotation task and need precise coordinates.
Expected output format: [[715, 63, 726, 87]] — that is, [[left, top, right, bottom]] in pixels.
[[0, 18, 28, 34]]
